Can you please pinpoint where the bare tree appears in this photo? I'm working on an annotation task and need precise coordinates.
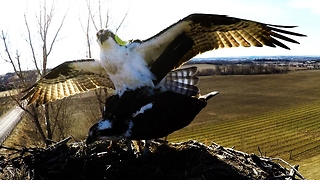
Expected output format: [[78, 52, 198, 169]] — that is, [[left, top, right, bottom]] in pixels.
[[1, 1, 68, 146], [1, 0, 130, 147], [26, 1, 67, 144], [0, 31, 26, 85]]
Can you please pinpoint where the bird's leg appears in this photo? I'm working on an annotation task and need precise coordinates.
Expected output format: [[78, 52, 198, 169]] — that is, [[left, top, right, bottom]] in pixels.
[[164, 136, 168, 144], [130, 140, 144, 155], [107, 140, 113, 149], [107, 140, 119, 152], [126, 139, 133, 153], [142, 140, 152, 156], [136, 140, 144, 153]]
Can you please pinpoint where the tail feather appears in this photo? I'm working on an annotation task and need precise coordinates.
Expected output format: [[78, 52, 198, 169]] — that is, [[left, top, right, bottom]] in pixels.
[[165, 82, 199, 97], [199, 91, 219, 101], [166, 66, 198, 79], [160, 66, 200, 96], [165, 76, 199, 86]]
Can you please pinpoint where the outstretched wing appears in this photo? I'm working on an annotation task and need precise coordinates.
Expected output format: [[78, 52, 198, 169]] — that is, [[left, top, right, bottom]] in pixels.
[[21, 59, 114, 106], [134, 13, 306, 70]]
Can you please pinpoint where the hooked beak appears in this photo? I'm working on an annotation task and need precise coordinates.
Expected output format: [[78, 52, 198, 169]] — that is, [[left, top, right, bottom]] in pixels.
[[97, 29, 109, 44]]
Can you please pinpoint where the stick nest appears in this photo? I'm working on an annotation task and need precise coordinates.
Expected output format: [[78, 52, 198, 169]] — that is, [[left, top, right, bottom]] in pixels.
[[0, 138, 304, 180]]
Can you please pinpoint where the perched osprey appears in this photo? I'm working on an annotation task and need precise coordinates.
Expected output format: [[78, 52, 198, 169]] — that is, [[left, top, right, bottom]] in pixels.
[[22, 13, 305, 106]]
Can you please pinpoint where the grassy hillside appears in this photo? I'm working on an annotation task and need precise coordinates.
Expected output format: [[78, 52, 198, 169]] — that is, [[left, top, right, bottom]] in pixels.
[[0, 96, 15, 116]]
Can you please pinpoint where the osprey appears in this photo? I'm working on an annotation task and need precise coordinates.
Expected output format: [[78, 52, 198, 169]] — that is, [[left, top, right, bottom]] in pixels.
[[21, 13, 305, 106], [86, 87, 219, 154], [86, 90, 219, 141], [85, 66, 215, 154]]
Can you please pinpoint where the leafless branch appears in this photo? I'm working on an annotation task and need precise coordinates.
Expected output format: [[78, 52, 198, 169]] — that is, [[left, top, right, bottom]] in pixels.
[[267, 157, 305, 180], [79, 8, 92, 58], [98, 0, 103, 29], [10, 97, 36, 121], [86, 28, 92, 58], [0, 31, 26, 85], [24, 14, 41, 75], [94, 89, 105, 115], [14, 50, 26, 85], [1, 31, 17, 72], [104, 7, 109, 29], [47, 11, 67, 56], [115, 7, 129, 33], [50, 100, 65, 137], [86, 0, 98, 31], [15, 51, 22, 74]]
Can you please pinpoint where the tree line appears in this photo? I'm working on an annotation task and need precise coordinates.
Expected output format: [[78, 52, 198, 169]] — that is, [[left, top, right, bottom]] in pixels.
[[196, 64, 289, 76]]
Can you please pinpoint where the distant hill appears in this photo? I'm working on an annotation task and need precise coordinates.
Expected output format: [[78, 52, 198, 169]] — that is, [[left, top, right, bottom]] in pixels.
[[0, 70, 38, 92]]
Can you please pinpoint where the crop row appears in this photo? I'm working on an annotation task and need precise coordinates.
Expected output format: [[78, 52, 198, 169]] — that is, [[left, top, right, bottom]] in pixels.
[[168, 100, 320, 160], [171, 102, 320, 140]]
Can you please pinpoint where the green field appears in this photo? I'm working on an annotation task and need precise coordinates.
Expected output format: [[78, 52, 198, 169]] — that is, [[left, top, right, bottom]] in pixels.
[[168, 69, 320, 179]]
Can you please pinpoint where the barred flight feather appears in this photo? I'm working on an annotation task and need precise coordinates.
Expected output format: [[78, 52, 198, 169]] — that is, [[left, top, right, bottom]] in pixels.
[[21, 59, 114, 106], [162, 66, 200, 96]]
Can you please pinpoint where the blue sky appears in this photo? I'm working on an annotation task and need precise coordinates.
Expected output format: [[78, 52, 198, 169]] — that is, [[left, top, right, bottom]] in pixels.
[[0, 0, 319, 74]]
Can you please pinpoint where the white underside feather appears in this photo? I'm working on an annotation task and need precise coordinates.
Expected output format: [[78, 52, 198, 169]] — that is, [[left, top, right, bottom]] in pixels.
[[99, 38, 155, 96]]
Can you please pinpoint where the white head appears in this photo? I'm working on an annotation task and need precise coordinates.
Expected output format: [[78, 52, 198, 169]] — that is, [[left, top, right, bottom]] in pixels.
[[96, 29, 127, 49], [86, 118, 132, 144], [86, 119, 117, 144]]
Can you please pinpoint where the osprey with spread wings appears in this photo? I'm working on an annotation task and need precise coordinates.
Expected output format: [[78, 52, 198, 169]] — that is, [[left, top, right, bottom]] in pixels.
[[22, 13, 306, 106]]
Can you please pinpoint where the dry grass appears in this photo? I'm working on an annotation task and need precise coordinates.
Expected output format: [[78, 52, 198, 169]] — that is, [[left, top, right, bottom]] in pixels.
[[2, 91, 105, 148], [0, 96, 15, 116]]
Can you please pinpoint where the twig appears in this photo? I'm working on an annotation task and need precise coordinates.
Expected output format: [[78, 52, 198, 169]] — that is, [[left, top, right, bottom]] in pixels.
[[0, 145, 22, 152], [115, 7, 129, 33], [264, 157, 305, 180], [45, 137, 72, 151], [266, 175, 295, 180], [257, 146, 263, 157], [24, 14, 41, 75]]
